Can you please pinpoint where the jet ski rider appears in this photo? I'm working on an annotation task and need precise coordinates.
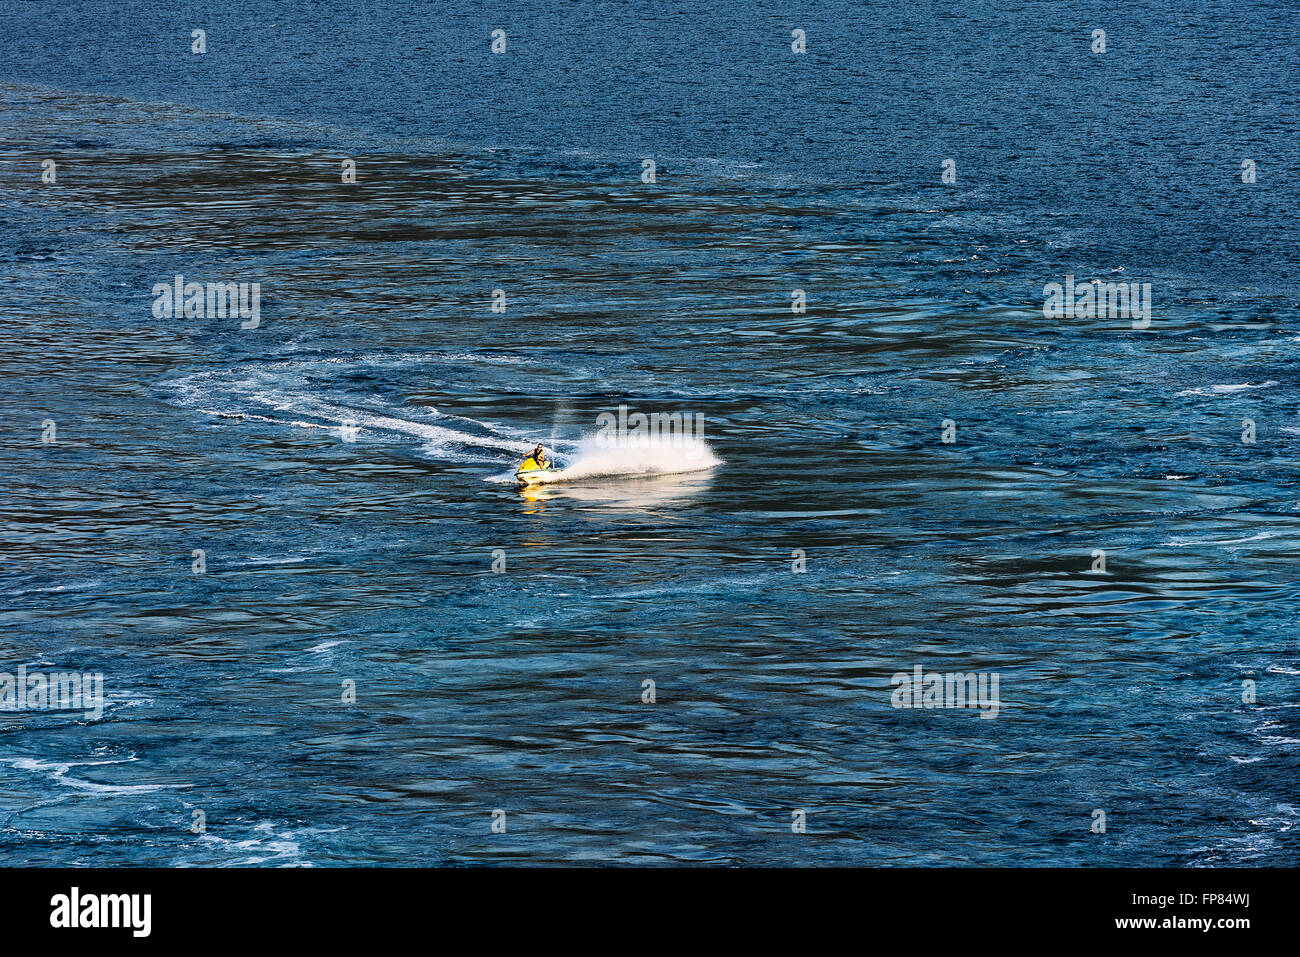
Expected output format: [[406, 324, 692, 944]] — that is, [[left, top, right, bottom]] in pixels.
[[521, 443, 548, 471]]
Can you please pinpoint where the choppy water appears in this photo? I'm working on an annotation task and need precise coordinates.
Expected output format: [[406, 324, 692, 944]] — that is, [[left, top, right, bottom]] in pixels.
[[2, 1, 1299, 865]]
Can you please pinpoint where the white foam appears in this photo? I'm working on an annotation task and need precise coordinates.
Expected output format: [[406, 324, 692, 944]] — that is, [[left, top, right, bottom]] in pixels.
[[191, 819, 339, 867], [1176, 380, 1278, 396], [549, 434, 722, 481], [1162, 531, 1274, 547]]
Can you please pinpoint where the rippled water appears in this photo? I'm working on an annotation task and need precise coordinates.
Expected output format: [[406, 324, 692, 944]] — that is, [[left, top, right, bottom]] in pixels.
[[2, 1, 1299, 865]]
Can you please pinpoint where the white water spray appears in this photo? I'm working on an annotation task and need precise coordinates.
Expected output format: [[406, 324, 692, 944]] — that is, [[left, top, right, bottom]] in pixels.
[[554, 434, 721, 480]]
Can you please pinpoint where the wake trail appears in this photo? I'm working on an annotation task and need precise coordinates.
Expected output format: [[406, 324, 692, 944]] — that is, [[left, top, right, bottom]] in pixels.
[[167, 363, 723, 481], [167, 366, 551, 464]]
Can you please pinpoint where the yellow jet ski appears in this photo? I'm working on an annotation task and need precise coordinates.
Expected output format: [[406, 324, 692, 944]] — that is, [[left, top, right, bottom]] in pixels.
[[516, 466, 562, 486], [515, 449, 561, 486]]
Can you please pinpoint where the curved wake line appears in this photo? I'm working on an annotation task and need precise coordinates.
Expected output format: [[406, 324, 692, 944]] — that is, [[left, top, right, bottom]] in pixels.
[[199, 398, 544, 460], [167, 364, 556, 463]]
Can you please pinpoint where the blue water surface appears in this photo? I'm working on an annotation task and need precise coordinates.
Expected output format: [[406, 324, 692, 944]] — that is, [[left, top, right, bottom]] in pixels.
[[1, 0, 1298, 865]]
